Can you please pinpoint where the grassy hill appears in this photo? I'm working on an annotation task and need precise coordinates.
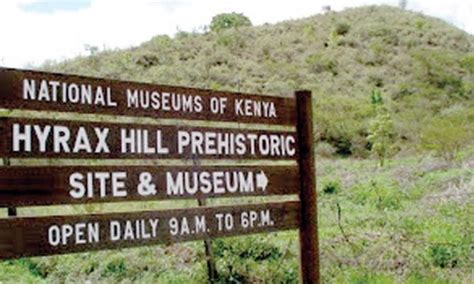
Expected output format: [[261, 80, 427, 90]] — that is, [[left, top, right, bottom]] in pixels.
[[1, 5, 472, 283], [43, 5, 474, 158]]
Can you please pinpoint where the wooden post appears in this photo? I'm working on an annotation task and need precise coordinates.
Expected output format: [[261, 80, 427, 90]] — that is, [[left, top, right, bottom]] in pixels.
[[3, 158, 17, 217], [198, 198, 218, 282], [296, 90, 320, 284], [192, 155, 217, 283]]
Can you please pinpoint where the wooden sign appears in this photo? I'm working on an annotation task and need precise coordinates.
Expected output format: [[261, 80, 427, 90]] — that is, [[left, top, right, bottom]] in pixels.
[[0, 166, 300, 206], [0, 69, 320, 283], [0, 67, 296, 125], [0, 201, 300, 260], [0, 118, 298, 160]]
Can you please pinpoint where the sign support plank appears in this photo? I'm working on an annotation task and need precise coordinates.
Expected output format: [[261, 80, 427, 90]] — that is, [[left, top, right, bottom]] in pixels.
[[0, 166, 299, 207], [0, 117, 298, 160], [0, 201, 300, 260], [0, 67, 296, 125], [296, 90, 320, 284]]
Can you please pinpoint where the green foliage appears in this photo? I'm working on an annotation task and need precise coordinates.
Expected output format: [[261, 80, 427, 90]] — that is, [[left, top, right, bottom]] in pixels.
[[415, 19, 425, 30], [370, 89, 384, 105], [420, 109, 474, 161], [352, 180, 403, 210], [322, 180, 341, 194], [42, 6, 474, 159], [429, 245, 460, 268], [13, 259, 47, 278], [305, 53, 338, 75], [102, 258, 127, 278], [0, 261, 46, 283], [460, 54, 474, 74], [333, 22, 351, 35], [412, 49, 464, 95], [212, 236, 297, 283], [209, 12, 252, 33], [368, 111, 395, 167], [368, 92, 395, 167]]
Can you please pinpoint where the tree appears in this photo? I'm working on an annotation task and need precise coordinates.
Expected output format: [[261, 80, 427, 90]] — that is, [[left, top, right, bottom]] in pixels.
[[210, 12, 252, 33], [368, 90, 395, 167], [420, 111, 474, 162]]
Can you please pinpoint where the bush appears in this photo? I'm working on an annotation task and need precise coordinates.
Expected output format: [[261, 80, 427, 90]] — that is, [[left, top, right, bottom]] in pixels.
[[460, 54, 474, 74], [305, 53, 337, 74], [212, 236, 297, 283], [368, 109, 395, 167], [322, 180, 341, 194], [333, 22, 351, 35], [420, 110, 474, 161], [102, 258, 127, 279], [429, 245, 459, 268], [352, 180, 403, 210], [210, 12, 252, 33]]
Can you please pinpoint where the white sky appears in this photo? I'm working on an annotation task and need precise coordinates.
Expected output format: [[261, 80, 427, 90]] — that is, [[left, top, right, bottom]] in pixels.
[[0, 0, 472, 68]]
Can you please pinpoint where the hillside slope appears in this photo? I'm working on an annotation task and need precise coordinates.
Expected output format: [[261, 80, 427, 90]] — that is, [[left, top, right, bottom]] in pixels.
[[43, 5, 474, 157]]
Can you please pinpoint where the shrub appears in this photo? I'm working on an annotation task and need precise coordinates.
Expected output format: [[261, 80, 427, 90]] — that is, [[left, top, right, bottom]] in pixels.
[[412, 49, 464, 94], [211, 236, 297, 283], [134, 53, 159, 68], [210, 12, 252, 33], [368, 91, 396, 167], [305, 53, 337, 74], [322, 180, 341, 194], [333, 22, 351, 35], [352, 180, 402, 210], [420, 111, 474, 161], [368, 110, 395, 167], [429, 245, 459, 268], [14, 259, 47, 278], [460, 54, 474, 74], [102, 258, 127, 279]]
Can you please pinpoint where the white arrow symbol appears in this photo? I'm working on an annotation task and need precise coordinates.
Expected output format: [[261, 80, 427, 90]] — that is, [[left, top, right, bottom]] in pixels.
[[256, 171, 268, 191]]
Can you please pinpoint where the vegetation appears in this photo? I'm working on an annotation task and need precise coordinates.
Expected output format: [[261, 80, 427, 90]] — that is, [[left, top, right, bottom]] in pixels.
[[368, 90, 395, 167], [420, 109, 474, 161], [210, 12, 252, 33], [1, 148, 472, 283], [42, 5, 474, 159], [1, 4, 473, 283]]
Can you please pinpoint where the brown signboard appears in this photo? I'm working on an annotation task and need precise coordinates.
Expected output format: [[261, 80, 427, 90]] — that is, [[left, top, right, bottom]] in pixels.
[[0, 166, 300, 206], [0, 69, 319, 283], [0, 67, 296, 126], [0, 118, 298, 160], [0, 201, 300, 260]]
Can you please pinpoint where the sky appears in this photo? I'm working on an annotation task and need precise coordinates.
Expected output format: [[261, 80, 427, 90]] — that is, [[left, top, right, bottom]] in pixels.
[[0, 0, 472, 68]]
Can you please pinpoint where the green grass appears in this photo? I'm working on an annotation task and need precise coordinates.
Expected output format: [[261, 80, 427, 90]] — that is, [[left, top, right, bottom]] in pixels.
[[1, 149, 472, 283]]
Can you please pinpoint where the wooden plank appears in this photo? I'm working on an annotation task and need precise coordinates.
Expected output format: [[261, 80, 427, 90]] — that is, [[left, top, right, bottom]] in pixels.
[[0, 67, 296, 126], [2, 157, 16, 217], [0, 117, 298, 160], [296, 90, 320, 284], [0, 166, 300, 206], [0, 201, 300, 260]]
